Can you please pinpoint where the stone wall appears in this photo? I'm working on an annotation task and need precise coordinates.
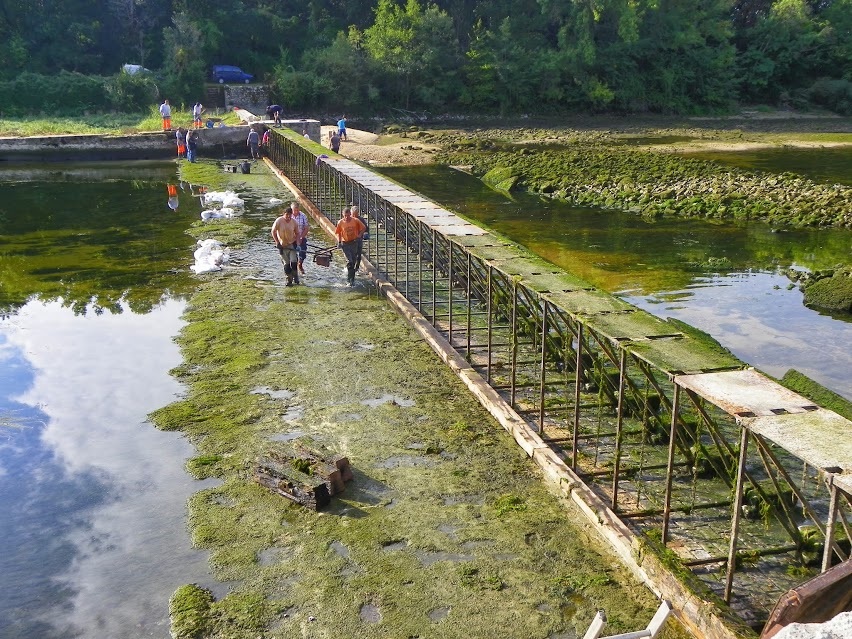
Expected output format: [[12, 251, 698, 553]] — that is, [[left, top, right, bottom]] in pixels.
[[223, 85, 270, 115]]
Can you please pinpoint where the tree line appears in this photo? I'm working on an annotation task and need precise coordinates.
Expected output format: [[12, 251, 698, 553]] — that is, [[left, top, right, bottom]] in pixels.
[[1, 0, 850, 116]]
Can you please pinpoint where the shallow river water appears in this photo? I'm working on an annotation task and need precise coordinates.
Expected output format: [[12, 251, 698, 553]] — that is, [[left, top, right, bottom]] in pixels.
[[0, 164, 219, 639]]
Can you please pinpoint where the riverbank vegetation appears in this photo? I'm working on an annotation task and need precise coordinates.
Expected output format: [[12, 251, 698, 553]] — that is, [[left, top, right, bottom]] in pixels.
[[436, 137, 852, 229], [2, 0, 851, 116], [0, 108, 242, 138]]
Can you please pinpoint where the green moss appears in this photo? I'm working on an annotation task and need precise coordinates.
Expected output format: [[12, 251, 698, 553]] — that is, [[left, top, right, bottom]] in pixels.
[[665, 317, 742, 363], [186, 454, 223, 479], [482, 165, 520, 191], [436, 135, 852, 229], [779, 369, 852, 421], [169, 583, 214, 639], [493, 493, 527, 516], [802, 268, 852, 313]]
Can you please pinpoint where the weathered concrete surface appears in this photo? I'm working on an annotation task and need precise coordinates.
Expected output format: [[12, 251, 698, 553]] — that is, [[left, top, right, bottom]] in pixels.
[[0, 126, 259, 162], [233, 109, 322, 144], [0, 119, 324, 162]]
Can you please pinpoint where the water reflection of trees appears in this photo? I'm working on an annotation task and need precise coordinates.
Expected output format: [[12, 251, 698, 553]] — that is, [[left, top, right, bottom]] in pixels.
[[0, 169, 196, 317]]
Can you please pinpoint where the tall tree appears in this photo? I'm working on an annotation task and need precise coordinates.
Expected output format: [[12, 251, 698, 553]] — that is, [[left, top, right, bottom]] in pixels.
[[364, 0, 462, 109], [162, 12, 206, 105]]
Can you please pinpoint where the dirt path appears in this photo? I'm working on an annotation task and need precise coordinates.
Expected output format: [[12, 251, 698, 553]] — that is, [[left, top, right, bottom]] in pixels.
[[320, 125, 439, 165]]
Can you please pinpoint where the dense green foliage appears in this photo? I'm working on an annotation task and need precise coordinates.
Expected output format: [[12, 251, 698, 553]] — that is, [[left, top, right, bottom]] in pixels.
[[0, 0, 850, 115]]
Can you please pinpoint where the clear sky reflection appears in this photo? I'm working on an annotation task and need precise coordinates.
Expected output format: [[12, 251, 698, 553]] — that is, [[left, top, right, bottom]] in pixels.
[[0, 299, 216, 639]]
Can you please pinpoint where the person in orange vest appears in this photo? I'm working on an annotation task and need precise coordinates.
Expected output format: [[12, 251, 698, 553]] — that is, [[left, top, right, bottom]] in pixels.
[[167, 184, 179, 210], [335, 206, 366, 286], [175, 128, 186, 157]]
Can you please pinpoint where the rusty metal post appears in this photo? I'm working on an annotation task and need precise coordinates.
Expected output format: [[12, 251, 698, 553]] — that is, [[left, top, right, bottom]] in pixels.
[[487, 265, 493, 384], [466, 252, 472, 360], [448, 242, 454, 345], [393, 207, 399, 285], [538, 301, 549, 434], [822, 479, 840, 572], [404, 213, 410, 297], [725, 426, 750, 603], [431, 229, 437, 324], [572, 323, 584, 470], [383, 202, 389, 278], [611, 349, 627, 510], [417, 222, 423, 312], [511, 282, 518, 405], [662, 384, 680, 542]]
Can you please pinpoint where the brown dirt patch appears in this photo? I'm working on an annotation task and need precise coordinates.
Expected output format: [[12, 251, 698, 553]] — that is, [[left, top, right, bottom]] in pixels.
[[320, 125, 439, 166]]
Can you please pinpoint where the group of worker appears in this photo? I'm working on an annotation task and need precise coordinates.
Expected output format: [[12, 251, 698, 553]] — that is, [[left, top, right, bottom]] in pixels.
[[270, 201, 368, 287]]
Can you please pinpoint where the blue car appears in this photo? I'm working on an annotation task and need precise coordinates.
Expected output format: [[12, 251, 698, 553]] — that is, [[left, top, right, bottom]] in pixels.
[[211, 65, 254, 84]]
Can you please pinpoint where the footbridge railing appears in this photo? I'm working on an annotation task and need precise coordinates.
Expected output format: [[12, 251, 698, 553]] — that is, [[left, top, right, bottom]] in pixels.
[[267, 128, 852, 629]]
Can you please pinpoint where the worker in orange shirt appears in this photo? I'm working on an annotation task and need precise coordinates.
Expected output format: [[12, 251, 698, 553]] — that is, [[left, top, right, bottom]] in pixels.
[[271, 207, 300, 286], [335, 206, 366, 287]]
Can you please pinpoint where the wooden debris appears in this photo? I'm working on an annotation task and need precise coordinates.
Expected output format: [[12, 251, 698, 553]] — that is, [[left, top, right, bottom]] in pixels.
[[255, 438, 353, 511]]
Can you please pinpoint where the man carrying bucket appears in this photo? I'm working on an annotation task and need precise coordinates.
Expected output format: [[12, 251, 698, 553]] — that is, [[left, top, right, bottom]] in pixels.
[[335, 206, 366, 287], [271, 207, 300, 286]]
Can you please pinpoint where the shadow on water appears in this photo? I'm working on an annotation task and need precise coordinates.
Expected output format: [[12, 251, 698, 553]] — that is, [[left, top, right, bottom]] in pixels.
[[377, 161, 852, 401]]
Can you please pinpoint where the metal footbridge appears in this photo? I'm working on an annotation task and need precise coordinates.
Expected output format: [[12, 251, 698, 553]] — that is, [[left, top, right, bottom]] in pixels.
[[265, 128, 852, 639]]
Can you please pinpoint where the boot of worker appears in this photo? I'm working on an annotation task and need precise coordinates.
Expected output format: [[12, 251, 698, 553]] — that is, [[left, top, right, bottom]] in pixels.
[[292, 262, 300, 285]]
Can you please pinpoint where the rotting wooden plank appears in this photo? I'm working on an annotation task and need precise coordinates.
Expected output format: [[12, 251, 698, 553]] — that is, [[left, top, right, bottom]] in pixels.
[[627, 337, 744, 375], [431, 224, 489, 236], [465, 244, 526, 262], [454, 235, 513, 249], [545, 290, 636, 315], [578, 311, 683, 341], [398, 201, 446, 211]]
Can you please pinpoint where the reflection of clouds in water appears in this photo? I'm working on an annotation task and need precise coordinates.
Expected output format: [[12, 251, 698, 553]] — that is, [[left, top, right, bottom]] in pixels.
[[4, 299, 215, 639], [625, 272, 852, 400], [9, 299, 185, 478]]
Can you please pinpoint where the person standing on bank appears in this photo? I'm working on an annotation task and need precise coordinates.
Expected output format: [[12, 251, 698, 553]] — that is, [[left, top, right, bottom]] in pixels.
[[175, 127, 187, 158], [247, 126, 260, 159], [186, 129, 198, 163], [329, 130, 341, 153], [266, 104, 282, 127], [337, 116, 347, 141], [192, 102, 204, 129], [159, 99, 172, 131], [271, 207, 300, 286], [290, 201, 310, 275], [335, 206, 366, 286], [350, 205, 369, 272]]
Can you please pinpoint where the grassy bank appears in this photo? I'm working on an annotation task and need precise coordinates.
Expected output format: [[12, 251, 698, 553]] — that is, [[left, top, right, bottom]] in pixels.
[[151, 161, 687, 639], [0, 107, 242, 137]]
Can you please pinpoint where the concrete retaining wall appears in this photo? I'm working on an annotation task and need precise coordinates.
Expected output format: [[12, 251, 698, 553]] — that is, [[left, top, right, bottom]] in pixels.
[[0, 126, 255, 162]]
